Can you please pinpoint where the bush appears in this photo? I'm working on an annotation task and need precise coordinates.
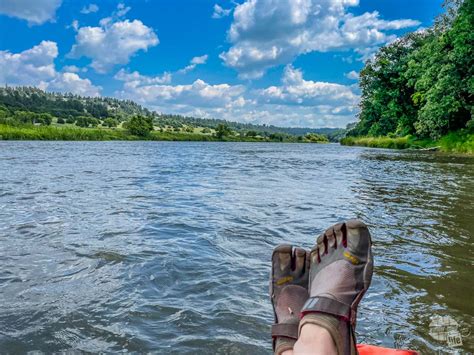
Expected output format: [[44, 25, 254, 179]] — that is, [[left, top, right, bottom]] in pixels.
[[103, 118, 119, 128], [125, 115, 154, 137], [57, 118, 65, 124], [215, 123, 232, 138]]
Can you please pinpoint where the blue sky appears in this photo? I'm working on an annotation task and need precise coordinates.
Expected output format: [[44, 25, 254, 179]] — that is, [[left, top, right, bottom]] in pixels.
[[0, 0, 444, 128]]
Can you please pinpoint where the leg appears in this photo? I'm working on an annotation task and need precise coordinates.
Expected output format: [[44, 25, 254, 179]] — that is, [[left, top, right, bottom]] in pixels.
[[293, 323, 337, 355]]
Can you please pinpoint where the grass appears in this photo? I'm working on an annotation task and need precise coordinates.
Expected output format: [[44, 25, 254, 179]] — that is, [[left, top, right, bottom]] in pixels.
[[0, 124, 132, 141], [0, 123, 325, 143], [340, 135, 412, 149], [340, 129, 474, 154]]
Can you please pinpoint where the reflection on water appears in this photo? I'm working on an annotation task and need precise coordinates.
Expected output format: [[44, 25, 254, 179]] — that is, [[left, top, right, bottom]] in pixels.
[[0, 142, 472, 353]]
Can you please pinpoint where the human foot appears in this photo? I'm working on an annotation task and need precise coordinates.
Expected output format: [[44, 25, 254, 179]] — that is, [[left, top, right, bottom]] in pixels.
[[270, 244, 309, 355], [300, 220, 373, 355]]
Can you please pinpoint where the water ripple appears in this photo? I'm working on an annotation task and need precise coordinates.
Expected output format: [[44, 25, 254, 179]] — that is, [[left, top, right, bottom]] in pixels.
[[0, 141, 473, 353]]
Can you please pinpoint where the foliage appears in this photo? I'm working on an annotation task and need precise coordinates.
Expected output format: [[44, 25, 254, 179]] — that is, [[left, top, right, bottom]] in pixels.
[[341, 136, 412, 149], [124, 115, 154, 137], [351, 0, 473, 140], [0, 86, 344, 138], [303, 133, 330, 143], [215, 123, 232, 138], [341, 129, 474, 153], [102, 118, 118, 128]]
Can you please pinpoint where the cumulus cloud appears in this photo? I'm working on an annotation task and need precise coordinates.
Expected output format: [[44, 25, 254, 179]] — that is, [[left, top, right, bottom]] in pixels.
[[115, 68, 172, 85], [69, 19, 158, 73], [114, 64, 358, 127], [116, 75, 246, 109], [257, 65, 358, 108], [220, 0, 420, 78], [212, 4, 231, 19], [345, 70, 359, 80], [0, 41, 101, 96], [0, 0, 62, 25], [47, 72, 100, 96], [177, 54, 209, 74], [69, 4, 158, 73], [80, 3, 99, 14]]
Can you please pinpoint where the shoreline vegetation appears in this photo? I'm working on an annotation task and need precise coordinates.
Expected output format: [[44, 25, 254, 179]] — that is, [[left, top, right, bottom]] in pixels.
[[0, 123, 330, 143], [342, 0, 473, 155], [341, 130, 474, 154], [0, 87, 333, 144]]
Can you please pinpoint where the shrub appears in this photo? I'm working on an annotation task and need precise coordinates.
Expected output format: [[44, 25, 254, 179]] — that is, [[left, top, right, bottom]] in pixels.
[[125, 115, 154, 137]]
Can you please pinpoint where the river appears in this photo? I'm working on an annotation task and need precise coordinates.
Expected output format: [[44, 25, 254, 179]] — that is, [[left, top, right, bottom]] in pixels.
[[0, 141, 472, 354]]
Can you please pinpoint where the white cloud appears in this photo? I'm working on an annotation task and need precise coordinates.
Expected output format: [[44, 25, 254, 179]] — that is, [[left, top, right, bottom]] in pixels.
[[115, 68, 172, 85], [69, 19, 79, 31], [116, 3, 131, 17], [80, 3, 99, 14], [177, 54, 209, 74], [212, 4, 231, 19], [0, 0, 62, 25], [257, 65, 358, 108], [47, 72, 100, 96], [69, 19, 159, 73], [116, 76, 246, 109], [220, 0, 420, 78], [345, 70, 359, 80], [115, 64, 359, 128], [0, 41, 101, 96]]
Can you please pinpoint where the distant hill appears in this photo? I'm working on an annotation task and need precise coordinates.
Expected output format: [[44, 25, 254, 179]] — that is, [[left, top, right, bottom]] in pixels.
[[0, 86, 345, 140]]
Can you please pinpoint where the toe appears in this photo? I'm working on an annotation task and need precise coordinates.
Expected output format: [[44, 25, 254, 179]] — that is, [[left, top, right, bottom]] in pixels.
[[346, 219, 371, 258], [293, 247, 307, 276], [273, 244, 293, 273], [332, 222, 344, 249]]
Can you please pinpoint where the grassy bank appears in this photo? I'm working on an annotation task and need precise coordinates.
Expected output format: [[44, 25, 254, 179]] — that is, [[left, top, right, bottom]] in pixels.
[[340, 130, 474, 154], [0, 124, 328, 143]]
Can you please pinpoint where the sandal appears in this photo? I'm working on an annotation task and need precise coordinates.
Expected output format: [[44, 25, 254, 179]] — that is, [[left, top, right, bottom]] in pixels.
[[270, 244, 309, 354], [300, 220, 374, 355]]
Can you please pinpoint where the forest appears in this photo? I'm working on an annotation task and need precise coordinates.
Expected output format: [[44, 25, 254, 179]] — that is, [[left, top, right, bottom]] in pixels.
[[0, 86, 335, 142], [344, 0, 473, 152]]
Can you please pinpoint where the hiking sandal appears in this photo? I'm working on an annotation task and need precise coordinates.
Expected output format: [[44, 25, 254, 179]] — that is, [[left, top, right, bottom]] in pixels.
[[270, 244, 309, 354], [300, 220, 374, 355]]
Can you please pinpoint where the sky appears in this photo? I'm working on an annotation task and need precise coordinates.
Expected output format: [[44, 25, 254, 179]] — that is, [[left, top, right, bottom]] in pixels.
[[0, 0, 445, 128]]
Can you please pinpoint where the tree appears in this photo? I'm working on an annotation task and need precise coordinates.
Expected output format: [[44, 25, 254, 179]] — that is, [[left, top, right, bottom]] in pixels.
[[215, 123, 232, 138], [103, 118, 118, 128], [351, 0, 473, 139], [125, 115, 154, 137]]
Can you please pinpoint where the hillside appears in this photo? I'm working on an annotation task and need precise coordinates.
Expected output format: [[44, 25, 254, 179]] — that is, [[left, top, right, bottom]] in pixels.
[[0, 86, 343, 140]]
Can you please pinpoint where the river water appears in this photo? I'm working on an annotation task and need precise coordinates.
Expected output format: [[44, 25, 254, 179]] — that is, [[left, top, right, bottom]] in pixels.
[[0, 142, 472, 354]]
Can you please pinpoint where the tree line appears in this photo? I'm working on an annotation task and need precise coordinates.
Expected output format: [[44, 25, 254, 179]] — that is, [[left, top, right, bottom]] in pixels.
[[349, 0, 473, 139]]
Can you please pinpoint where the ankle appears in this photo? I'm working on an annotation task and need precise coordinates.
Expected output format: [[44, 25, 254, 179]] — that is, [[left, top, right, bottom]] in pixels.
[[294, 323, 337, 355]]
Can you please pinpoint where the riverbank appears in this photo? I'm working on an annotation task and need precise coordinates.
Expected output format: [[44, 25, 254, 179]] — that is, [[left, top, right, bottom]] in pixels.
[[0, 124, 329, 143], [340, 130, 474, 154]]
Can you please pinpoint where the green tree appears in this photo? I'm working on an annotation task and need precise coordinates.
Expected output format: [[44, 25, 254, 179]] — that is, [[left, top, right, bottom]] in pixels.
[[351, 0, 473, 139], [215, 123, 232, 138], [125, 115, 154, 137], [103, 118, 119, 128]]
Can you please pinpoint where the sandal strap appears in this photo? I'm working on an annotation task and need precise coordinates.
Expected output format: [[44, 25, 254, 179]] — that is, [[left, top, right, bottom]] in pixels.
[[301, 296, 352, 322], [271, 323, 299, 340]]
